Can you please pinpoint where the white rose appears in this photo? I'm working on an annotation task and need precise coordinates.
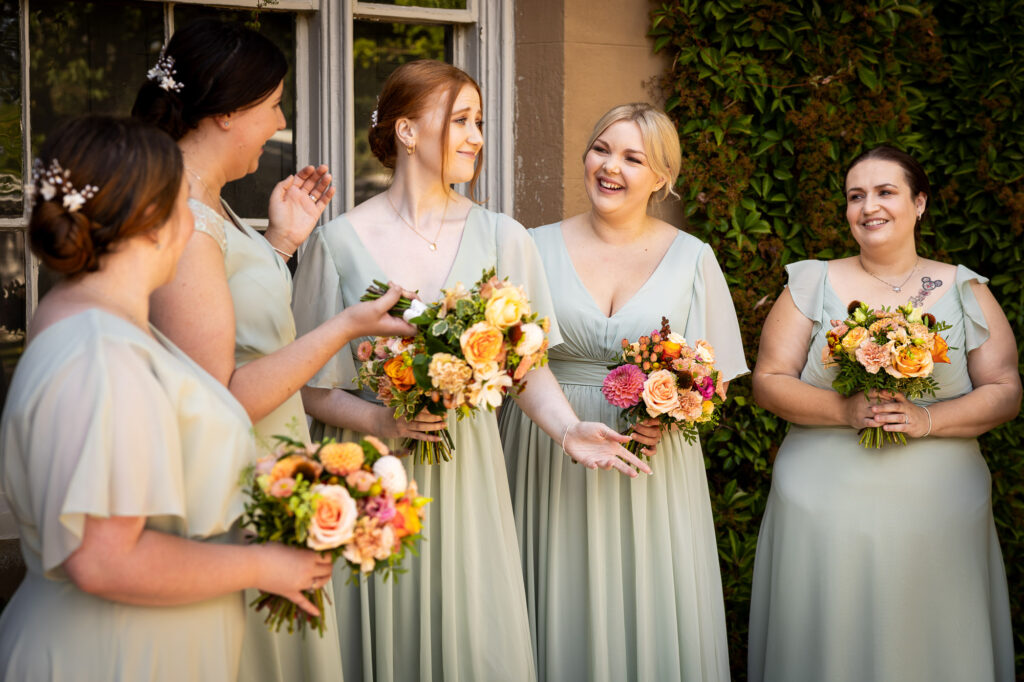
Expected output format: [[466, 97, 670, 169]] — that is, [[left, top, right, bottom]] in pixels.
[[515, 323, 545, 356], [372, 455, 408, 497], [403, 298, 429, 323], [694, 339, 715, 363], [306, 484, 358, 551], [667, 332, 687, 346]]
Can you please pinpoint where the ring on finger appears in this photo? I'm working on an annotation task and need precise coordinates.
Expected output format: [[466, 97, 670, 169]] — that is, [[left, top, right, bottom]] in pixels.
[[309, 193, 317, 202], [903, 414, 909, 424]]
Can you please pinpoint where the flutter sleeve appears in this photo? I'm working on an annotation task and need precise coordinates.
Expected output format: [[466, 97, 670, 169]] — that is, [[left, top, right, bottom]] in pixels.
[[292, 226, 358, 389], [188, 199, 228, 255], [784, 259, 828, 337], [494, 213, 563, 347], [955, 264, 991, 353], [35, 339, 188, 578], [683, 243, 749, 382]]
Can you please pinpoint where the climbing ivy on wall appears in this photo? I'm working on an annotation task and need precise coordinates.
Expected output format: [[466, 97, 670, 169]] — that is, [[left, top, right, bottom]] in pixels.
[[650, 0, 1024, 677]]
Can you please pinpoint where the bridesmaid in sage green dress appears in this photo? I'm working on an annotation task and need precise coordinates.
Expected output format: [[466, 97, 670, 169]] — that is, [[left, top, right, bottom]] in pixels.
[[748, 146, 1018, 682], [0, 116, 333, 681], [133, 20, 413, 682], [292, 60, 650, 682], [498, 103, 747, 682]]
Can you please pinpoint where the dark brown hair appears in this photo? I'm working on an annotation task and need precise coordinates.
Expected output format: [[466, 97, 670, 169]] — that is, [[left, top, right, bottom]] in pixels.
[[132, 19, 287, 140], [368, 60, 483, 197], [845, 145, 932, 224], [30, 116, 183, 276]]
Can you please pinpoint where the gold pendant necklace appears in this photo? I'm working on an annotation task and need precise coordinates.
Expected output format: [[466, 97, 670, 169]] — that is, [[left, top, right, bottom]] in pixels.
[[386, 190, 448, 252]]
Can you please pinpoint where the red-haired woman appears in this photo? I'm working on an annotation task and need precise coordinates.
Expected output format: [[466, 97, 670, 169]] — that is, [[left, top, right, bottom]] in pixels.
[[292, 60, 650, 681], [0, 116, 332, 680]]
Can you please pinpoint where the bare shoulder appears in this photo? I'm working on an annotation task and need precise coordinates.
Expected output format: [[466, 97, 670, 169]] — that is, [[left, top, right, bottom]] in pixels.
[[919, 257, 957, 282], [346, 193, 389, 229]]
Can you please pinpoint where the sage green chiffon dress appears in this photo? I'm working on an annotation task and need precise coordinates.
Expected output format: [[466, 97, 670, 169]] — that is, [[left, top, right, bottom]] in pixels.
[[497, 222, 748, 682], [747, 260, 1014, 682], [0, 311, 254, 680], [190, 200, 344, 682], [292, 206, 559, 682]]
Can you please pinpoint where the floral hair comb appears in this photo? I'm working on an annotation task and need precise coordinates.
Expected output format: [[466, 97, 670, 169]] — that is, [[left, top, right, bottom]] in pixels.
[[29, 159, 99, 213], [147, 49, 184, 93]]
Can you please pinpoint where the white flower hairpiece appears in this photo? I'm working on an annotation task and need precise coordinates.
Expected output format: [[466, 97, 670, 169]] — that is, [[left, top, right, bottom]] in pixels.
[[370, 108, 379, 128], [29, 159, 99, 213], [147, 49, 184, 93]]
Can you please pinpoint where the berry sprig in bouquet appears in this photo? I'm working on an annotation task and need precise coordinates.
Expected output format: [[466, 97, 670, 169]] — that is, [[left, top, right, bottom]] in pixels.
[[358, 268, 551, 464], [242, 436, 430, 635], [601, 317, 726, 459], [825, 300, 952, 447]]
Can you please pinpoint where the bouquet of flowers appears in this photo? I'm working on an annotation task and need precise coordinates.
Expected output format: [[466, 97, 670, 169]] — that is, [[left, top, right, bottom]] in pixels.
[[824, 300, 951, 447], [601, 317, 726, 458], [241, 436, 431, 635], [357, 267, 551, 464]]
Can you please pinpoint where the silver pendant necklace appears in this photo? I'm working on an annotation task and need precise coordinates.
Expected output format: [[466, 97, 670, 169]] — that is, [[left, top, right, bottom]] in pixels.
[[858, 256, 919, 293]]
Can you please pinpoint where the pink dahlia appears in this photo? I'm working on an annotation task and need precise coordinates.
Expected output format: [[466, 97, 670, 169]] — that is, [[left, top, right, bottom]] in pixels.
[[602, 364, 647, 408], [695, 375, 715, 400]]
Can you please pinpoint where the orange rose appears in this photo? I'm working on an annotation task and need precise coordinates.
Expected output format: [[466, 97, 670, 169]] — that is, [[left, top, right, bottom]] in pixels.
[[383, 355, 416, 392], [460, 322, 504, 369], [661, 340, 682, 359], [886, 344, 934, 378], [393, 499, 422, 538], [931, 334, 950, 364]]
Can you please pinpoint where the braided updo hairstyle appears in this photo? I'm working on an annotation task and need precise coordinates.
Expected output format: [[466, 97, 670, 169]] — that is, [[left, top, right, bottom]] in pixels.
[[132, 18, 287, 140], [30, 116, 183, 276], [368, 60, 483, 197]]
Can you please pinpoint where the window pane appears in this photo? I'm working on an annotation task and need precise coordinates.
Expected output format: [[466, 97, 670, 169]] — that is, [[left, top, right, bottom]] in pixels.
[[173, 7, 297, 220], [28, 1, 164, 153], [0, 231, 25, 411], [360, 0, 467, 8], [353, 21, 452, 206], [0, 1, 23, 217]]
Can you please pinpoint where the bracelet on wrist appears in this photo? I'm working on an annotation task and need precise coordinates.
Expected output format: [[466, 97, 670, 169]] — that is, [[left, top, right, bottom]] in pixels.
[[272, 245, 294, 260], [921, 405, 932, 438]]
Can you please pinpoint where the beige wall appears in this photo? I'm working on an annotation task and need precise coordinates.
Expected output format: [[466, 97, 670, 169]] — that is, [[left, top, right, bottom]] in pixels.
[[514, 0, 684, 228]]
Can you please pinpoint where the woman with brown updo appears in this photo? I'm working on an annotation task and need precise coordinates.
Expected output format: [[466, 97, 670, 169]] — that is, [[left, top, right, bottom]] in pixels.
[[292, 60, 650, 681], [0, 116, 332, 680], [133, 20, 413, 681]]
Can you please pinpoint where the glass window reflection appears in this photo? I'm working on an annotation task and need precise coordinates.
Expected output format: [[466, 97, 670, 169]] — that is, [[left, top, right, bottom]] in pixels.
[[0, 231, 25, 408], [0, 1, 23, 217]]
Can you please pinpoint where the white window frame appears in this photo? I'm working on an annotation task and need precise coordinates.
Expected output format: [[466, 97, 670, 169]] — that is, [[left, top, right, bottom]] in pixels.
[[4, 0, 513, 322]]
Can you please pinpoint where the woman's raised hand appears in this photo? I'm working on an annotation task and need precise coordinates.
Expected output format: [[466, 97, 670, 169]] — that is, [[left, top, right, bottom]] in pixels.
[[564, 421, 652, 477], [375, 407, 447, 442], [252, 543, 334, 617], [266, 164, 336, 255]]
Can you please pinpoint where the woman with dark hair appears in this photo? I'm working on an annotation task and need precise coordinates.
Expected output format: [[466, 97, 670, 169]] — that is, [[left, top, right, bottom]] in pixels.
[[133, 18, 413, 682], [292, 59, 650, 681], [747, 145, 1019, 682], [0, 115, 332, 680]]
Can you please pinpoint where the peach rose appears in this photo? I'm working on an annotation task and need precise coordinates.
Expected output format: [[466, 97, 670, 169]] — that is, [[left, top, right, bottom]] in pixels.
[[854, 340, 892, 375], [840, 326, 870, 356], [484, 286, 531, 329], [931, 333, 951, 364], [383, 355, 416, 392], [641, 369, 681, 417], [307, 484, 358, 551], [460, 322, 504, 369], [886, 344, 934, 378]]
